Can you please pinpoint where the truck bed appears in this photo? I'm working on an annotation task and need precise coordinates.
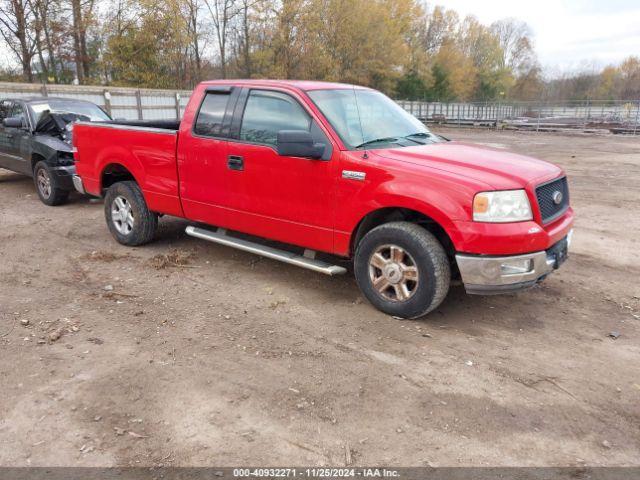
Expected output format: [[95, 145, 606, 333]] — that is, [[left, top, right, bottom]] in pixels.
[[73, 121, 184, 217]]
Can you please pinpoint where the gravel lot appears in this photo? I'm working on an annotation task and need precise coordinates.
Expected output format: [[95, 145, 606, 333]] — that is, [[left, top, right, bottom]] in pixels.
[[0, 128, 639, 467]]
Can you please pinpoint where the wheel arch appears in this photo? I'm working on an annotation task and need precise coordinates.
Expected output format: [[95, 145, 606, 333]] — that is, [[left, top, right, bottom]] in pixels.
[[30, 152, 47, 172], [350, 207, 456, 261], [100, 163, 139, 192]]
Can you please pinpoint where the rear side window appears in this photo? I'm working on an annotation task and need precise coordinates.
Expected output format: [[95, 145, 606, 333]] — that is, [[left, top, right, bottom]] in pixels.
[[194, 92, 231, 137], [240, 90, 311, 146]]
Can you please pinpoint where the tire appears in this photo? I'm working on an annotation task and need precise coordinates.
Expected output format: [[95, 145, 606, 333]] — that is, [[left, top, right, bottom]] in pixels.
[[33, 161, 69, 206], [104, 181, 157, 246], [354, 221, 451, 319]]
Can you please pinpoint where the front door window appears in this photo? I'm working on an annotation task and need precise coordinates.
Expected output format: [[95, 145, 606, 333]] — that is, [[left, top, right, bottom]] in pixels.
[[239, 90, 311, 147]]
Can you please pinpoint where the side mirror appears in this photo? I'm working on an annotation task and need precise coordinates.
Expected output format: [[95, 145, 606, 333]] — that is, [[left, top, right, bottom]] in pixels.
[[276, 130, 325, 160], [3, 116, 25, 129]]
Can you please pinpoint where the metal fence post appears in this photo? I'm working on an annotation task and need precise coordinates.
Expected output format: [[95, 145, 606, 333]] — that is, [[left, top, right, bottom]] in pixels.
[[41, 83, 48, 97], [103, 90, 112, 117], [634, 101, 639, 136], [175, 93, 181, 119], [135, 90, 143, 120], [536, 102, 541, 132]]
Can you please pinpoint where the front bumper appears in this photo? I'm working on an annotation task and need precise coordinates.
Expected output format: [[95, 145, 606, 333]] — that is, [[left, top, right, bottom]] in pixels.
[[456, 231, 572, 295], [51, 165, 76, 191], [450, 208, 574, 256]]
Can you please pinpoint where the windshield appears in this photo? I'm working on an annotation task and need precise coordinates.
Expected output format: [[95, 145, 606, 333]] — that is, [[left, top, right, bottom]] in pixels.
[[307, 88, 440, 150], [29, 100, 111, 123]]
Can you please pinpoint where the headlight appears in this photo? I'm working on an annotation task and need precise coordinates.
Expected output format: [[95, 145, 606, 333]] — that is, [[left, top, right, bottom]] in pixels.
[[57, 152, 75, 166], [473, 189, 532, 222]]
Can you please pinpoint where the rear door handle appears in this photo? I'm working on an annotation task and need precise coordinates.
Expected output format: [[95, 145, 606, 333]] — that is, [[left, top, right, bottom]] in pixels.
[[227, 155, 244, 171]]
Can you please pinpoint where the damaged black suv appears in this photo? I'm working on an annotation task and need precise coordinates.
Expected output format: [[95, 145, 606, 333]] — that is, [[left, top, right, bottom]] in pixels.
[[0, 97, 111, 205]]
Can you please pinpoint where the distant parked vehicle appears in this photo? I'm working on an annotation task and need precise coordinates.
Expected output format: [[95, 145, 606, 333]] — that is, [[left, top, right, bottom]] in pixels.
[[0, 97, 111, 205]]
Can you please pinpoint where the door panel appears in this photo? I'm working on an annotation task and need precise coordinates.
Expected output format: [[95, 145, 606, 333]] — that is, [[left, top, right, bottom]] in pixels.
[[223, 89, 337, 253], [9, 102, 33, 175], [5, 102, 31, 174], [224, 141, 336, 252]]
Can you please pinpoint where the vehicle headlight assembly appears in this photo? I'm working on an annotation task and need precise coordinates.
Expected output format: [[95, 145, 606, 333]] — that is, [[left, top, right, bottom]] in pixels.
[[62, 123, 74, 143], [473, 189, 533, 223]]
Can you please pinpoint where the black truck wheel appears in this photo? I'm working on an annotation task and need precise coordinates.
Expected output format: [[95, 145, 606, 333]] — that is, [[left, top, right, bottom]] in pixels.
[[354, 222, 451, 319], [33, 161, 69, 206], [104, 181, 157, 246]]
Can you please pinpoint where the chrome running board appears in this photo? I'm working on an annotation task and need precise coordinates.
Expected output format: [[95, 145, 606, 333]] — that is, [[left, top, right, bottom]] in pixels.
[[185, 226, 347, 276]]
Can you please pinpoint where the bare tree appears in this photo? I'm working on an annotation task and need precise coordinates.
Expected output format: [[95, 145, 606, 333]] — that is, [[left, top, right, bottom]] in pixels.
[[185, 0, 203, 82], [490, 18, 534, 71], [0, 0, 36, 81], [235, 0, 253, 77], [204, 0, 238, 79], [29, 0, 59, 82], [69, 0, 95, 83], [70, 0, 82, 81]]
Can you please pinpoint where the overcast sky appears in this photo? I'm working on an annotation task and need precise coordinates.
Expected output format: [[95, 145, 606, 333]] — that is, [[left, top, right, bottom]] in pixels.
[[439, 0, 640, 74]]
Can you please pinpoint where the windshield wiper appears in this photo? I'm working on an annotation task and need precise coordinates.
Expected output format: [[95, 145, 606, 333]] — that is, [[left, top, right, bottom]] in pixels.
[[355, 137, 399, 149], [404, 132, 432, 138], [406, 131, 429, 136], [402, 132, 435, 144]]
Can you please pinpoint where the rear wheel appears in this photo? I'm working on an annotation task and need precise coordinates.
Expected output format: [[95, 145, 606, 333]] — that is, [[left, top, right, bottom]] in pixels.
[[104, 181, 157, 246], [33, 161, 69, 206], [354, 221, 450, 318]]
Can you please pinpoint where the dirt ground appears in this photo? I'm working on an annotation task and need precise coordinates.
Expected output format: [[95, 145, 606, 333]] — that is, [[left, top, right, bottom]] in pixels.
[[0, 128, 639, 467]]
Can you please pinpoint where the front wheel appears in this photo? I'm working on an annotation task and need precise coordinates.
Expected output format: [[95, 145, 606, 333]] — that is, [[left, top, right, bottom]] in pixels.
[[104, 181, 157, 246], [33, 161, 69, 206], [354, 222, 451, 319]]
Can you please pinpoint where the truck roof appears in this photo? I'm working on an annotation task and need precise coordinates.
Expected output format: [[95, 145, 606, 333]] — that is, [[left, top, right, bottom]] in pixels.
[[200, 79, 370, 92]]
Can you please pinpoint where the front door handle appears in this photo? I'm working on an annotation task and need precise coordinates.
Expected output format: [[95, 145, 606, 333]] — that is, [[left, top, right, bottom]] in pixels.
[[227, 155, 244, 171]]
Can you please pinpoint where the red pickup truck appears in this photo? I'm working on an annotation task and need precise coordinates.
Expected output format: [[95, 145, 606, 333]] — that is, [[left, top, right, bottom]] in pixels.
[[73, 80, 574, 318]]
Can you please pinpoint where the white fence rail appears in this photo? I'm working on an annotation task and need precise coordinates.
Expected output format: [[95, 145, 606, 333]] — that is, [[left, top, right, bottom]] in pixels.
[[0, 82, 191, 121]]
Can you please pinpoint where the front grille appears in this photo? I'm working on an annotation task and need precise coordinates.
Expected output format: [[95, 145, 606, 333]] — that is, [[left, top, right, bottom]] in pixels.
[[536, 176, 569, 223]]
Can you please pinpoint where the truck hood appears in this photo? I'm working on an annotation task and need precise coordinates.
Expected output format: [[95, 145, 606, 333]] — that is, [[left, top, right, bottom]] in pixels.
[[372, 141, 562, 190]]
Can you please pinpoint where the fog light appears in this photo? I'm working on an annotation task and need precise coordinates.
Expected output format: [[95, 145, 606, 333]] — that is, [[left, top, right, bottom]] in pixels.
[[500, 259, 533, 275]]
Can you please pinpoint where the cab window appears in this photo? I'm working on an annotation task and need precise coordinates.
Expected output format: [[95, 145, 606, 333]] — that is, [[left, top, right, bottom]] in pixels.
[[194, 92, 231, 137], [239, 90, 311, 147]]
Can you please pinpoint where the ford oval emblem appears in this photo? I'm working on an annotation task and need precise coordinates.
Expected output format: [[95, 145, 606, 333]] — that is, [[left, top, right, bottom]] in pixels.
[[552, 190, 563, 205]]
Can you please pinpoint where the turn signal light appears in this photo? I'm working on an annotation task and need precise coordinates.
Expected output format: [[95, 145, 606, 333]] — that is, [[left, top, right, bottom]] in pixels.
[[473, 194, 489, 214]]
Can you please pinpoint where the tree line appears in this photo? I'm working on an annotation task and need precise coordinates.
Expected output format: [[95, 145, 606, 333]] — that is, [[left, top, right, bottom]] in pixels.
[[1, 0, 639, 102]]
